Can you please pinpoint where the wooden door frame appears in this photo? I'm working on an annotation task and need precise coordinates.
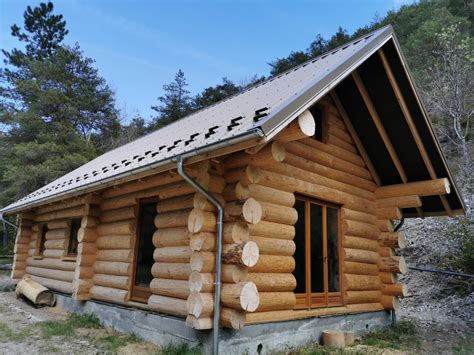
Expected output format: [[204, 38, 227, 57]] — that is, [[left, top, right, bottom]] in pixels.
[[130, 197, 158, 303], [294, 195, 344, 309]]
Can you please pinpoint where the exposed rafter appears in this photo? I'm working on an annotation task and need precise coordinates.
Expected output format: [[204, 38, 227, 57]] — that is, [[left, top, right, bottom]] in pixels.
[[378, 49, 452, 216]]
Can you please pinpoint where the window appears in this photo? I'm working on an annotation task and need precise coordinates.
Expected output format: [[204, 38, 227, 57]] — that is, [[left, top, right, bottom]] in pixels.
[[37, 224, 48, 256], [310, 106, 325, 142], [293, 196, 342, 309], [67, 219, 81, 256], [131, 199, 157, 302]]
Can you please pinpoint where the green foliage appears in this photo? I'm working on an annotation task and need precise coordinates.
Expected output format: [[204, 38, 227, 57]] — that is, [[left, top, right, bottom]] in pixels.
[[161, 342, 202, 355], [37, 313, 101, 338], [93, 333, 139, 352], [193, 77, 241, 111], [362, 321, 419, 350], [0, 2, 120, 207]]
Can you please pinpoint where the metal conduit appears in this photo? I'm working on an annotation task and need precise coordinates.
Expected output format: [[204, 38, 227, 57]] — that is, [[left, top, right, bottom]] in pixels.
[[176, 156, 223, 355]]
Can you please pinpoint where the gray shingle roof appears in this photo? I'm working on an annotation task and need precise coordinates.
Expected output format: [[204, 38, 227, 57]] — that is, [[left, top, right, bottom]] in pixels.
[[1, 26, 394, 214]]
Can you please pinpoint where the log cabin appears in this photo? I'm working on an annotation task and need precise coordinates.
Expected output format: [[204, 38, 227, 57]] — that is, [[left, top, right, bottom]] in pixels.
[[1, 25, 465, 352]]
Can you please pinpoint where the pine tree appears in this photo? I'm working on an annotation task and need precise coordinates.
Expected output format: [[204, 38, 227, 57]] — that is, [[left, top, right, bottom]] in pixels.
[[0, 2, 119, 205], [150, 69, 192, 129]]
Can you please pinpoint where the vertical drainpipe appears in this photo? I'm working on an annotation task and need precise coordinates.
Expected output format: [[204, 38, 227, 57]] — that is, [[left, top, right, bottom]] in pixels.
[[176, 156, 223, 355]]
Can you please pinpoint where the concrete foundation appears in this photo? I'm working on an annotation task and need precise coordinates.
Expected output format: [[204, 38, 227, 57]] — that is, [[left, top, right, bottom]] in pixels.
[[55, 293, 391, 354]]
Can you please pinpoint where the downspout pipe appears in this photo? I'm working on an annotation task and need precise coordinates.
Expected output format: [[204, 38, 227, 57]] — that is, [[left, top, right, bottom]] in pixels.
[[176, 156, 223, 355]]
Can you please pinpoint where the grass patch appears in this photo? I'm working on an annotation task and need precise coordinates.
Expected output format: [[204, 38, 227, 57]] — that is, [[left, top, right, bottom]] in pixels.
[[94, 333, 139, 352], [0, 321, 33, 342], [161, 343, 203, 355], [37, 313, 101, 338], [361, 321, 419, 350]]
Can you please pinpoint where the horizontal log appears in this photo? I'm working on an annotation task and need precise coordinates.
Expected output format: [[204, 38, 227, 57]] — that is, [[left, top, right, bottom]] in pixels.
[[190, 252, 215, 273], [344, 274, 381, 291], [221, 282, 259, 312], [77, 242, 96, 255], [193, 193, 225, 212], [247, 273, 296, 292], [46, 220, 70, 230], [275, 109, 315, 142], [157, 194, 194, 213], [250, 255, 295, 273], [77, 253, 95, 266], [30, 275, 72, 294], [256, 292, 296, 312], [376, 219, 394, 232], [97, 220, 135, 236], [36, 197, 86, 215], [45, 229, 69, 240], [379, 247, 394, 257], [250, 236, 296, 256], [27, 258, 74, 271], [190, 233, 216, 251], [150, 278, 190, 299], [248, 221, 295, 240], [343, 248, 379, 264], [343, 261, 379, 275], [26, 266, 74, 282], [220, 308, 246, 329], [345, 290, 382, 304], [382, 283, 408, 297], [222, 265, 248, 283], [376, 195, 422, 209], [155, 209, 191, 229], [285, 141, 372, 181], [97, 235, 133, 250], [90, 285, 128, 303], [260, 201, 298, 225], [189, 272, 214, 292], [186, 315, 212, 330], [224, 198, 262, 224], [151, 262, 191, 280], [77, 227, 97, 243], [100, 194, 136, 211], [35, 206, 84, 223], [153, 227, 190, 248], [187, 292, 214, 317], [99, 206, 137, 223], [15, 243, 31, 254], [81, 216, 98, 229], [344, 220, 380, 240], [380, 272, 397, 284], [223, 222, 250, 244], [222, 241, 259, 267], [153, 246, 191, 263], [224, 142, 286, 170], [42, 249, 66, 258], [96, 249, 133, 262], [343, 208, 377, 225], [148, 294, 188, 318], [94, 261, 131, 276], [379, 256, 407, 274], [376, 207, 402, 220], [188, 209, 216, 233], [381, 295, 400, 311], [375, 178, 450, 199], [378, 232, 406, 249], [300, 137, 367, 169], [327, 133, 358, 155], [74, 266, 94, 279], [235, 184, 296, 207], [92, 274, 130, 290], [343, 235, 379, 252]]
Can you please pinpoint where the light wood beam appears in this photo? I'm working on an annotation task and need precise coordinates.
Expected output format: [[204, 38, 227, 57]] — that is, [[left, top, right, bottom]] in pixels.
[[352, 70, 424, 218], [378, 49, 452, 216], [330, 91, 382, 186]]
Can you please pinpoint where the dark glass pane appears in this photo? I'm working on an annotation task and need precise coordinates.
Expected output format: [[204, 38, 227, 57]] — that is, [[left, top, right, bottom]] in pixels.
[[327, 207, 340, 292], [135, 202, 157, 287], [310, 204, 324, 293], [68, 219, 81, 255], [39, 225, 48, 255], [292, 199, 306, 294]]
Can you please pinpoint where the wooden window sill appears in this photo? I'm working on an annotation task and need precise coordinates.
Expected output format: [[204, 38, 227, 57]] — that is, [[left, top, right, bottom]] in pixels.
[[61, 256, 77, 262]]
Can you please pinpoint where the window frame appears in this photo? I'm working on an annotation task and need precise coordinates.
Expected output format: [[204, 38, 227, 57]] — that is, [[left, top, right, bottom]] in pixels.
[[131, 197, 158, 303], [67, 219, 81, 257], [293, 195, 344, 309]]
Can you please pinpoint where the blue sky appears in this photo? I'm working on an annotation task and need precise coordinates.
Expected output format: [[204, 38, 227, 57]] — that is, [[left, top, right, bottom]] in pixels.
[[1, 0, 412, 122]]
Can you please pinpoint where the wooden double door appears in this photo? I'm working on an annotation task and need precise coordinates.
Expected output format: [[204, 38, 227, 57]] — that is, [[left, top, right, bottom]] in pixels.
[[293, 196, 343, 308]]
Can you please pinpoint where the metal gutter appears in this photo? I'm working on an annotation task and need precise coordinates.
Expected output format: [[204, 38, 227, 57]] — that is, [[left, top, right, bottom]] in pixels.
[[1, 128, 264, 215], [176, 156, 223, 355]]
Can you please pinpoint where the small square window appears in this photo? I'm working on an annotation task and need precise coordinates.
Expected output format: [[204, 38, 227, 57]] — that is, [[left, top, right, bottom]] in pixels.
[[67, 219, 81, 256]]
